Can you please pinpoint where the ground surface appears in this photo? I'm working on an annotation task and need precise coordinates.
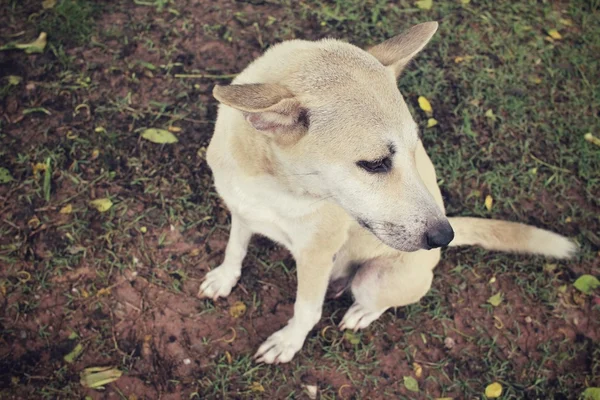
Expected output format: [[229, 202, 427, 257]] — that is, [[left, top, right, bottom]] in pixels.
[[0, 0, 599, 399]]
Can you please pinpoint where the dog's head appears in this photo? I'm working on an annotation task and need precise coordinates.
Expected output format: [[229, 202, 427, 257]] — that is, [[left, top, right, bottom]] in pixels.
[[213, 22, 453, 252]]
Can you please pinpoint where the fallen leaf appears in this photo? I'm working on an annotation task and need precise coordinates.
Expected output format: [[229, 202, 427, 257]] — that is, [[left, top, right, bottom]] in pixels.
[[559, 18, 573, 27], [344, 331, 361, 345], [413, 362, 423, 378], [584, 133, 600, 147], [403, 376, 419, 392], [59, 204, 73, 214], [64, 343, 84, 363], [80, 366, 122, 389], [0, 32, 48, 54], [229, 301, 247, 318], [418, 96, 433, 115], [444, 336, 455, 349], [27, 216, 41, 229], [0, 168, 14, 184], [460, 0, 470, 3], [305, 384, 318, 399], [485, 195, 493, 211], [547, 29, 562, 40], [141, 128, 178, 144], [168, 126, 182, 133], [7, 75, 22, 85], [96, 287, 111, 296], [415, 0, 432, 10], [583, 388, 600, 400], [32, 162, 47, 177], [249, 382, 265, 393], [427, 118, 438, 128], [23, 107, 51, 115], [140, 226, 147, 233], [42, 0, 57, 8], [485, 382, 503, 398], [484, 109, 497, 121], [489, 276, 497, 283], [454, 55, 474, 63], [487, 292, 503, 307], [573, 275, 600, 295], [544, 263, 557, 272], [89, 198, 113, 213]]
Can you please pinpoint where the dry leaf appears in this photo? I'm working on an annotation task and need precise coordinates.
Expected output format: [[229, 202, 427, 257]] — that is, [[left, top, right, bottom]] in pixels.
[[80, 367, 122, 389], [485, 382, 503, 398], [584, 133, 600, 147], [413, 362, 423, 378], [249, 382, 265, 393], [168, 126, 182, 133], [415, 0, 432, 10], [454, 55, 474, 63], [487, 292, 503, 307], [89, 198, 113, 213], [484, 109, 496, 120], [141, 128, 178, 144], [547, 29, 562, 40], [229, 301, 247, 318], [484, 195, 493, 211], [427, 118, 438, 128], [42, 0, 57, 9], [64, 343, 84, 363], [59, 204, 73, 214], [418, 96, 433, 115], [573, 275, 600, 295], [403, 376, 419, 392]]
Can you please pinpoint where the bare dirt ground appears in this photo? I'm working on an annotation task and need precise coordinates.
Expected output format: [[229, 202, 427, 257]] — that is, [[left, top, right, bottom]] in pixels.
[[1, 0, 599, 399]]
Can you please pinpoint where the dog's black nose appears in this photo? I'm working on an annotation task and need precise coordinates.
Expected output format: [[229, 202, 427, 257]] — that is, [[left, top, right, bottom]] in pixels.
[[426, 221, 454, 248]]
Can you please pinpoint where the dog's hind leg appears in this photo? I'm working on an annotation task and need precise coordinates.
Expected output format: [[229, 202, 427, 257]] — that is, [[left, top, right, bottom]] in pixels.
[[339, 249, 439, 331], [198, 213, 252, 300]]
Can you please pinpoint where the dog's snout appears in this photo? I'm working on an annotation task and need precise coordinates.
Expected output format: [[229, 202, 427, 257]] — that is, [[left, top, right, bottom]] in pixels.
[[426, 221, 454, 249]]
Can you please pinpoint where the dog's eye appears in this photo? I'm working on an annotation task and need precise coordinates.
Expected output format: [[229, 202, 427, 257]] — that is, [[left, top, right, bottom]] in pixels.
[[357, 157, 392, 173]]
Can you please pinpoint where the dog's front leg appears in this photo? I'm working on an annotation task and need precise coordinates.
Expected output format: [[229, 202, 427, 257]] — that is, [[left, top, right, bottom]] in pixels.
[[255, 252, 333, 364], [198, 213, 252, 300]]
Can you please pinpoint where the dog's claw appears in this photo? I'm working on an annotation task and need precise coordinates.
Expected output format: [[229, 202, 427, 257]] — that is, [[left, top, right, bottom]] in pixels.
[[198, 265, 240, 300], [254, 323, 306, 364], [339, 302, 384, 331]]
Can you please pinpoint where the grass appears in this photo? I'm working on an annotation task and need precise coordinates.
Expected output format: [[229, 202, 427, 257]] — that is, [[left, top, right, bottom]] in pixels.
[[0, 0, 599, 399]]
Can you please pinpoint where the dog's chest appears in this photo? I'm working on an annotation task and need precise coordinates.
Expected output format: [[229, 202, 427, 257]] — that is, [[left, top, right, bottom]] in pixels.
[[213, 172, 319, 250]]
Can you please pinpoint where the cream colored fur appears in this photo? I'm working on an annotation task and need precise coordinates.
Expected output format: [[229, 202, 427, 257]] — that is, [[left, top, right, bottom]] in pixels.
[[199, 22, 578, 364]]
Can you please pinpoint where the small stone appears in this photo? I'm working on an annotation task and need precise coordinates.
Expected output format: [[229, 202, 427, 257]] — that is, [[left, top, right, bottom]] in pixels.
[[444, 336, 456, 349]]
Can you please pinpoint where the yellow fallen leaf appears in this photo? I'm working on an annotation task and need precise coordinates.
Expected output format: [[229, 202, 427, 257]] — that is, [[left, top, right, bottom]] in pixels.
[[1, 32, 48, 54], [168, 126, 182, 133], [418, 96, 433, 115], [59, 204, 73, 214], [454, 55, 474, 63], [249, 382, 265, 393], [487, 292, 503, 307], [584, 133, 600, 147], [484, 195, 493, 211], [413, 362, 423, 378], [489, 276, 496, 284], [565, 217, 572, 223], [460, 0, 470, 3], [415, 0, 432, 10], [140, 226, 147, 233], [91, 149, 100, 160], [89, 198, 113, 213], [547, 29, 562, 40], [141, 128, 178, 144], [7, 75, 22, 85], [485, 382, 503, 398], [32, 162, 47, 177], [225, 350, 232, 365], [485, 109, 496, 120], [559, 18, 573, 27], [27, 216, 41, 229], [66, 131, 77, 139], [427, 118, 438, 128], [229, 301, 247, 318], [96, 287, 111, 296], [42, 0, 57, 9], [64, 343, 84, 363], [80, 366, 122, 388]]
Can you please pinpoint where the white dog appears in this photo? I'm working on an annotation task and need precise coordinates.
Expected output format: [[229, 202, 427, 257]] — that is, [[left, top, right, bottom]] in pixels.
[[199, 22, 577, 364]]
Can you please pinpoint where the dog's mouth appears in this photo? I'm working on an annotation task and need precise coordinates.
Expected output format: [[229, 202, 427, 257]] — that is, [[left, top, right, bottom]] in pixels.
[[356, 217, 427, 252]]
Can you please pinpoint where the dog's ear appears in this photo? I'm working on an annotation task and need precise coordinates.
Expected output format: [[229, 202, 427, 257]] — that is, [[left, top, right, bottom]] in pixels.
[[213, 83, 307, 134], [368, 21, 438, 78]]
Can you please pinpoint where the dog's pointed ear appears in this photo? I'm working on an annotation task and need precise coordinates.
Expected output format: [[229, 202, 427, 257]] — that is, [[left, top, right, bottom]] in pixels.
[[213, 83, 308, 134], [368, 21, 438, 78]]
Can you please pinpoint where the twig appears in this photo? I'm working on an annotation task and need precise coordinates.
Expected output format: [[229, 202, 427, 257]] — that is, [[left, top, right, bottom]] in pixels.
[[529, 154, 571, 173]]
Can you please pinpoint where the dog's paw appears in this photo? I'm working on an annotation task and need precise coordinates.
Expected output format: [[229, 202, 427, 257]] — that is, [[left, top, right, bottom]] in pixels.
[[254, 324, 306, 364], [339, 301, 385, 331], [198, 265, 240, 300]]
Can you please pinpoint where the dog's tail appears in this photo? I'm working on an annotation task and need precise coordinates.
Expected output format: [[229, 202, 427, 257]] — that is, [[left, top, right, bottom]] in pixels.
[[447, 217, 577, 259]]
